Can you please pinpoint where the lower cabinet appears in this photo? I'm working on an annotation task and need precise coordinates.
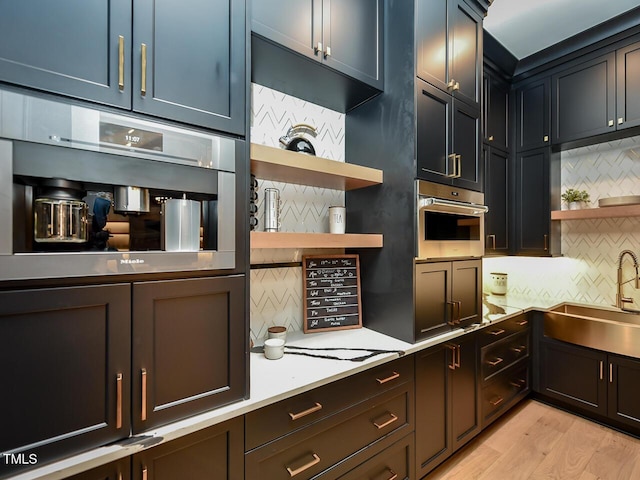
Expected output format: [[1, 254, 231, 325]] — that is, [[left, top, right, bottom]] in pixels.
[[415, 333, 479, 478], [0, 284, 131, 480], [63, 458, 131, 480], [132, 417, 244, 480], [538, 338, 640, 433]]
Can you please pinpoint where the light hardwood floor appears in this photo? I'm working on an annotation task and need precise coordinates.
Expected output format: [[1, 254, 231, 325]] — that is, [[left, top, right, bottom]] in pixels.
[[425, 399, 640, 480]]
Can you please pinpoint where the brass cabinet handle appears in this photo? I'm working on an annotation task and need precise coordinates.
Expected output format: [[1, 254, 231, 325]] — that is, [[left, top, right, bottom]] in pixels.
[[324, 45, 331, 58], [618, 117, 624, 125], [454, 154, 462, 178], [544, 234, 549, 251], [116, 373, 123, 429], [447, 153, 457, 177], [456, 343, 461, 368], [376, 371, 400, 384], [487, 234, 496, 250], [118, 35, 125, 91], [448, 345, 457, 370], [374, 412, 399, 429], [314, 42, 323, 55], [456, 301, 462, 323], [286, 453, 320, 477], [608, 119, 615, 127], [141, 43, 147, 96], [453, 81, 460, 91], [384, 469, 398, 480], [141, 368, 148, 421], [488, 329, 506, 336], [488, 135, 494, 141], [490, 396, 504, 407], [142, 466, 148, 480], [609, 363, 613, 383], [517, 319, 528, 326], [509, 379, 526, 388], [117, 472, 123, 480], [289, 402, 322, 420], [511, 345, 527, 354], [487, 357, 504, 367], [600, 360, 604, 380], [447, 79, 456, 90], [543, 135, 549, 142]]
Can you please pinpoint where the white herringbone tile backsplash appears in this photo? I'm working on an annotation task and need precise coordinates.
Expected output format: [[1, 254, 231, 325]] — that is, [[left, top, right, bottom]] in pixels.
[[250, 83, 347, 335]]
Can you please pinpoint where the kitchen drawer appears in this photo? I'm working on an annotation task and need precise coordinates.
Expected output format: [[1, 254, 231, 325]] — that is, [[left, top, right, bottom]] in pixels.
[[245, 384, 414, 480], [479, 313, 530, 347], [481, 331, 530, 381], [481, 362, 529, 424], [245, 355, 413, 450], [337, 433, 414, 480]]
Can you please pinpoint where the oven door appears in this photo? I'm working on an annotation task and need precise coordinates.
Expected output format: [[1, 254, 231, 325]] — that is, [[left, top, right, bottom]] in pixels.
[[417, 196, 488, 259]]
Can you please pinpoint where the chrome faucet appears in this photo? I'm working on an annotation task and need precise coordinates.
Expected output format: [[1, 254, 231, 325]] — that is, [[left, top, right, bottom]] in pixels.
[[616, 249, 640, 310]]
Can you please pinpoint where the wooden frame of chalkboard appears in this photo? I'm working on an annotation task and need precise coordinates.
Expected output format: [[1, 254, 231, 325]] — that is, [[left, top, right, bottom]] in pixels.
[[302, 254, 362, 333]]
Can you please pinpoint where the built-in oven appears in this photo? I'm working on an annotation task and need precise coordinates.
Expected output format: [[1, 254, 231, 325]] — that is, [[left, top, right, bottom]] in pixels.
[[416, 180, 488, 260], [0, 88, 239, 281]]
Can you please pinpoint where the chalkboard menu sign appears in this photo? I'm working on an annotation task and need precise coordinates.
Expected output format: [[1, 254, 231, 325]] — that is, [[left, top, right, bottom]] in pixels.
[[302, 254, 362, 333]]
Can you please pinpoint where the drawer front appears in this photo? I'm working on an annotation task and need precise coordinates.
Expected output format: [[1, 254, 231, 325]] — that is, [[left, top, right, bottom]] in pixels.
[[482, 331, 530, 381], [245, 356, 413, 450], [482, 363, 529, 422], [337, 433, 414, 480], [245, 385, 414, 480], [479, 313, 530, 347]]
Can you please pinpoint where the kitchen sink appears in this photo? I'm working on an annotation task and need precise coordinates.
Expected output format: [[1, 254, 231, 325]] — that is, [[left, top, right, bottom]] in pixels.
[[544, 304, 640, 358]]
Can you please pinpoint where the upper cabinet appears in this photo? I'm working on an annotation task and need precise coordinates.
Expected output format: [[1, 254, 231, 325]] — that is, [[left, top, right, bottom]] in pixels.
[[616, 42, 640, 130], [483, 69, 510, 151], [0, 0, 245, 135], [416, 0, 483, 109], [251, 0, 383, 112], [516, 77, 551, 152]]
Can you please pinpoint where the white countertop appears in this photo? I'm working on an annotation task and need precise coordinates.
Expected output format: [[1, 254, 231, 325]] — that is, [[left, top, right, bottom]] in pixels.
[[12, 293, 551, 480]]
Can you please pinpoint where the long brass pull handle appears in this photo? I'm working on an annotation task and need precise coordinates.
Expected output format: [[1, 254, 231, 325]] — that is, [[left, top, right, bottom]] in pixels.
[[490, 396, 504, 407], [385, 470, 398, 480], [600, 360, 604, 380], [456, 301, 462, 323], [118, 35, 125, 91], [511, 345, 527, 354], [456, 343, 461, 369], [142, 466, 148, 480], [141, 368, 147, 421], [448, 345, 457, 370], [286, 453, 321, 477], [609, 363, 613, 383], [447, 153, 457, 177], [489, 329, 506, 336], [544, 234, 549, 251], [455, 154, 462, 178], [487, 357, 504, 367], [116, 373, 123, 429], [518, 319, 529, 326], [289, 402, 322, 420], [141, 43, 147, 96], [117, 472, 123, 480], [509, 379, 526, 388], [376, 371, 400, 384], [487, 234, 496, 250], [374, 412, 399, 429]]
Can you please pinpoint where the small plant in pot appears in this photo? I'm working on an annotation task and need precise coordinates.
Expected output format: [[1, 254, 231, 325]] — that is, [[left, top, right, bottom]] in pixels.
[[561, 188, 590, 210]]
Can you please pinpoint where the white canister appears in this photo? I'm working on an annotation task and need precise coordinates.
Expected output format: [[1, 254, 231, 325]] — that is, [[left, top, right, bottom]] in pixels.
[[490, 272, 508, 295], [163, 197, 201, 251], [329, 206, 346, 234]]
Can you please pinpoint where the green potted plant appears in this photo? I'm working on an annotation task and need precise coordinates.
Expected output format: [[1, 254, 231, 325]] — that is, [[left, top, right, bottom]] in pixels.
[[561, 188, 590, 210]]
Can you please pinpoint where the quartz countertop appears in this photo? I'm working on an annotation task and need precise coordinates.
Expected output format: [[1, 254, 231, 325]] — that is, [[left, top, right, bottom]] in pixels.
[[12, 294, 550, 480]]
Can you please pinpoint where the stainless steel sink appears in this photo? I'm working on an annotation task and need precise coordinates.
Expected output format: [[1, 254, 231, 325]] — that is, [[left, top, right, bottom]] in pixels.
[[544, 304, 640, 358]]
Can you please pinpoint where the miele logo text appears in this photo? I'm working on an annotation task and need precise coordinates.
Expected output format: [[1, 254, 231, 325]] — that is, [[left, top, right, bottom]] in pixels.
[[3, 453, 38, 465], [120, 258, 145, 265]]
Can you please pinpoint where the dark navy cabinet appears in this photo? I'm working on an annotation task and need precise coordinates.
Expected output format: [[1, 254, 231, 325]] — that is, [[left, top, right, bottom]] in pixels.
[[516, 77, 551, 152], [251, 0, 383, 91], [616, 41, 640, 131], [483, 146, 510, 254], [0, 0, 245, 134]]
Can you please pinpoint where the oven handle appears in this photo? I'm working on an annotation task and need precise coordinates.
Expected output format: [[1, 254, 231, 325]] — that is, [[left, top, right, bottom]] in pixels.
[[418, 196, 489, 215]]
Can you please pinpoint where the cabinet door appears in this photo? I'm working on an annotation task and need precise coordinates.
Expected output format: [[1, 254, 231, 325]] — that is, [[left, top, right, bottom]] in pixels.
[[552, 53, 616, 144], [415, 0, 448, 91], [450, 334, 479, 451], [451, 259, 482, 327], [133, 0, 245, 134], [0, 285, 131, 479], [484, 70, 509, 150], [484, 146, 509, 254], [449, 0, 482, 109], [514, 148, 550, 255], [251, 0, 320, 59], [608, 355, 640, 430], [415, 262, 452, 339], [616, 42, 640, 130], [539, 339, 607, 416], [417, 80, 454, 182], [132, 275, 246, 433], [65, 458, 131, 480], [132, 417, 244, 480], [452, 99, 482, 191], [322, 0, 383, 89], [0, 0, 131, 109], [516, 77, 550, 151], [415, 346, 451, 478]]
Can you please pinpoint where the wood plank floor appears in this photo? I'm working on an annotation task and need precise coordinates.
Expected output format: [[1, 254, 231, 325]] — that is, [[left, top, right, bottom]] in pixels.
[[425, 399, 640, 480]]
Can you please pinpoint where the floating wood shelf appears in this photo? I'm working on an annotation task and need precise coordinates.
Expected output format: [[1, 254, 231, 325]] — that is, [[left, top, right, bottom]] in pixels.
[[551, 204, 640, 220], [250, 143, 383, 190], [250, 232, 383, 249]]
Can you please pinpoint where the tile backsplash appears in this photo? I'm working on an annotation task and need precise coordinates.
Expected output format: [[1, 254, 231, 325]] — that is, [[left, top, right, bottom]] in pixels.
[[250, 84, 346, 340]]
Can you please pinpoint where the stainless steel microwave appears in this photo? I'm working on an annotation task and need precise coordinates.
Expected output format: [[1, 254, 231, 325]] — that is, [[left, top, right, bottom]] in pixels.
[[416, 180, 488, 260]]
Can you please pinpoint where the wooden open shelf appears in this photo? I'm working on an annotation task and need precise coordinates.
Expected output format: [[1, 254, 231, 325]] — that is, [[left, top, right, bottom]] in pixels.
[[250, 143, 383, 190], [250, 232, 383, 249], [551, 204, 640, 220]]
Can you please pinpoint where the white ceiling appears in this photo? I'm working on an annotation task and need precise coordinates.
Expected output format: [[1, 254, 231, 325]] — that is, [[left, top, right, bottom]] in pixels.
[[484, 0, 640, 59]]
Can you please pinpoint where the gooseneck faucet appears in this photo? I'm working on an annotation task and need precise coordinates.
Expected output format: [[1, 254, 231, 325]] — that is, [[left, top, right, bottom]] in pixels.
[[616, 249, 640, 310]]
